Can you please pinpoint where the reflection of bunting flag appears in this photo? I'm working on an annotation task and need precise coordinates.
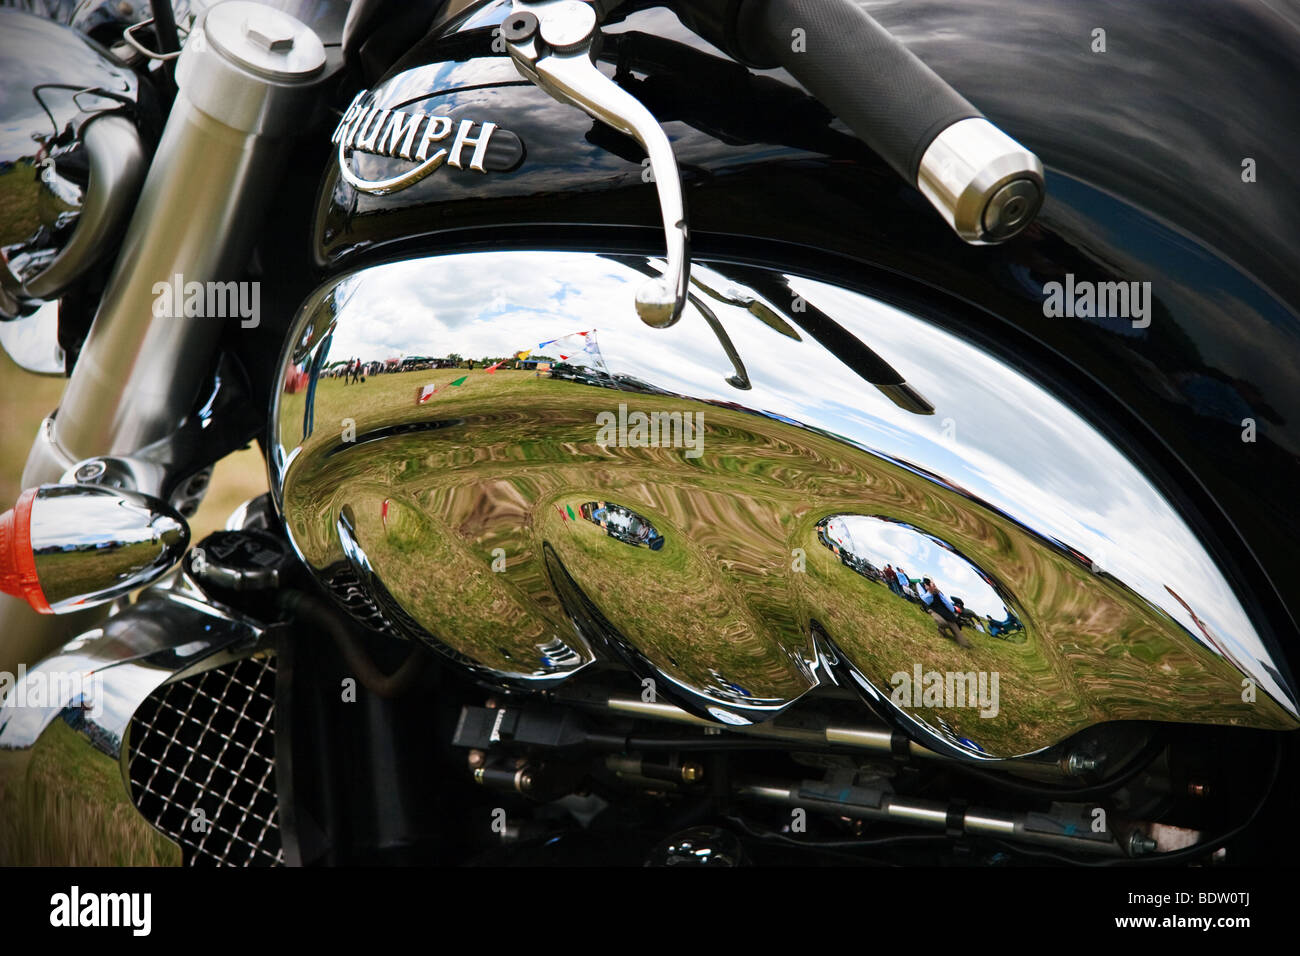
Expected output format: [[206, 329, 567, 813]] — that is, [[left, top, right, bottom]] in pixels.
[[537, 330, 590, 349], [538, 329, 602, 361], [554, 504, 568, 522], [382, 498, 390, 528], [566, 505, 576, 521], [415, 376, 468, 404]]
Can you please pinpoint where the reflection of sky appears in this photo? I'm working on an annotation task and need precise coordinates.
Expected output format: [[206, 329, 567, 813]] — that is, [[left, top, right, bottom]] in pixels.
[[315, 251, 1286, 709], [0, 644, 207, 749], [30, 491, 166, 548], [825, 515, 1005, 619]]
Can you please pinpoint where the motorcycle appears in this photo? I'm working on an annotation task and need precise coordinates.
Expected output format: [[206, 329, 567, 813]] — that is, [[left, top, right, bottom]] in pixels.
[[0, 0, 1297, 867]]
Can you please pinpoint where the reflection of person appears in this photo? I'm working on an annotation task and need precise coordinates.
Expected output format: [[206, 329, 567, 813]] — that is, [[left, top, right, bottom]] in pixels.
[[922, 578, 971, 648], [894, 566, 911, 598], [884, 563, 903, 596]]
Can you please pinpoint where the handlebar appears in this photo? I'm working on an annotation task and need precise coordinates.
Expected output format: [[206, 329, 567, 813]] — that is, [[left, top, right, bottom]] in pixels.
[[677, 0, 1044, 243]]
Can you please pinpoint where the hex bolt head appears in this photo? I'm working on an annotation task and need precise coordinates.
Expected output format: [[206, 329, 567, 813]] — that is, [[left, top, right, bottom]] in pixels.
[[244, 19, 295, 53], [502, 11, 539, 44], [75, 460, 107, 483], [1128, 831, 1158, 856]]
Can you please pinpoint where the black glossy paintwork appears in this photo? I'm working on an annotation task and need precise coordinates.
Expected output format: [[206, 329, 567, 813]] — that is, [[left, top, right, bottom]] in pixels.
[[314, 0, 1300, 642], [0, 8, 142, 165]]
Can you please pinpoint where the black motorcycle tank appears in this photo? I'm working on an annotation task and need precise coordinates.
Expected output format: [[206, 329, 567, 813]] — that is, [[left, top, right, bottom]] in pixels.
[[312, 0, 1300, 652]]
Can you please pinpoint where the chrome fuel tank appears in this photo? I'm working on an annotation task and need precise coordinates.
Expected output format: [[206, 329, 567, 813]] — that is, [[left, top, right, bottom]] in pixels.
[[312, 0, 1300, 663], [269, 250, 1299, 760]]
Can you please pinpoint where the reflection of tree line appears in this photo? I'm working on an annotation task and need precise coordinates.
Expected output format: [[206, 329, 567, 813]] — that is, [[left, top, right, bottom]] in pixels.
[[814, 519, 1024, 641], [579, 501, 664, 551], [317, 355, 562, 379], [34, 541, 121, 554]]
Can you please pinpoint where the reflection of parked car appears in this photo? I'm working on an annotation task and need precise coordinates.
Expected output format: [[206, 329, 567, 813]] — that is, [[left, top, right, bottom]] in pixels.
[[549, 362, 617, 389], [611, 374, 674, 396], [987, 612, 1025, 639], [578, 501, 664, 550], [399, 356, 439, 372]]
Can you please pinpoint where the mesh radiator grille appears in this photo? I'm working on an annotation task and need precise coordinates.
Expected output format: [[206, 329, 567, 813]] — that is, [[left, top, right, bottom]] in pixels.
[[127, 653, 284, 866]]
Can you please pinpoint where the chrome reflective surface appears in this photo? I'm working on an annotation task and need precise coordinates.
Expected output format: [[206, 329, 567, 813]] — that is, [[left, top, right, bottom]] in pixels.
[[23, 115, 146, 300], [816, 514, 1025, 646], [0, 8, 140, 318], [270, 250, 1299, 758], [0, 300, 64, 375], [505, 0, 690, 328], [916, 117, 1044, 244], [0, 579, 261, 865], [29, 484, 190, 612]]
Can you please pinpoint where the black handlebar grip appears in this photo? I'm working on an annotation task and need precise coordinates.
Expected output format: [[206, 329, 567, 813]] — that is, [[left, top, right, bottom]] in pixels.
[[727, 0, 1045, 243]]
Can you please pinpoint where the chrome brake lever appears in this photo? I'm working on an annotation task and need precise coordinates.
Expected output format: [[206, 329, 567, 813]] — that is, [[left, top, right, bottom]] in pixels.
[[504, 0, 689, 328]]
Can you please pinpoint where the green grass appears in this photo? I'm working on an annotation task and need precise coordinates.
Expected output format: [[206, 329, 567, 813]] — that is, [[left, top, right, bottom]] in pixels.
[[0, 718, 180, 866], [0, 162, 76, 248]]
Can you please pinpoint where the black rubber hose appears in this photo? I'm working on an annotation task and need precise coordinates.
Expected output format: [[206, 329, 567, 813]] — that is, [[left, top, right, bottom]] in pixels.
[[944, 732, 1170, 801], [281, 590, 425, 699], [729, 0, 981, 183], [149, 0, 181, 57]]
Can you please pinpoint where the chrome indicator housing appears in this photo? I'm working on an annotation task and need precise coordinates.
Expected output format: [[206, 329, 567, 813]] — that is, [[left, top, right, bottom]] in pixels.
[[269, 250, 1299, 759]]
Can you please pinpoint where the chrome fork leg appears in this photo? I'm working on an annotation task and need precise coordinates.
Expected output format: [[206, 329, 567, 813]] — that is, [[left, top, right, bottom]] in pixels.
[[0, 1, 329, 675]]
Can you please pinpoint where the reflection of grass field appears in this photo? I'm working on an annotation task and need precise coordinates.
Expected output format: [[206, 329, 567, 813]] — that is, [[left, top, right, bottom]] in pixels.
[[279, 366, 1296, 754], [0, 718, 179, 865], [541, 498, 809, 701], [35, 542, 157, 606], [0, 162, 73, 247]]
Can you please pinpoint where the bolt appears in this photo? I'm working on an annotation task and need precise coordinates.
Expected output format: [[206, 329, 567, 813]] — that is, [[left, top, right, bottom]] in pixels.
[[1187, 780, 1209, 798], [472, 767, 485, 785], [467, 749, 485, 769], [680, 762, 704, 783], [1128, 831, 1158, 856], [517, 771, 534, 792], [244, 18, 295, 53], [1066, 752, 1099, 775], [74, 460, 107, 483]]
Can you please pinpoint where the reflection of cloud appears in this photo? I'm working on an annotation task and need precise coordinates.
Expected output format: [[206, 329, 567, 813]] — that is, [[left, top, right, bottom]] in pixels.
[[319, 250, 1285, 709]]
